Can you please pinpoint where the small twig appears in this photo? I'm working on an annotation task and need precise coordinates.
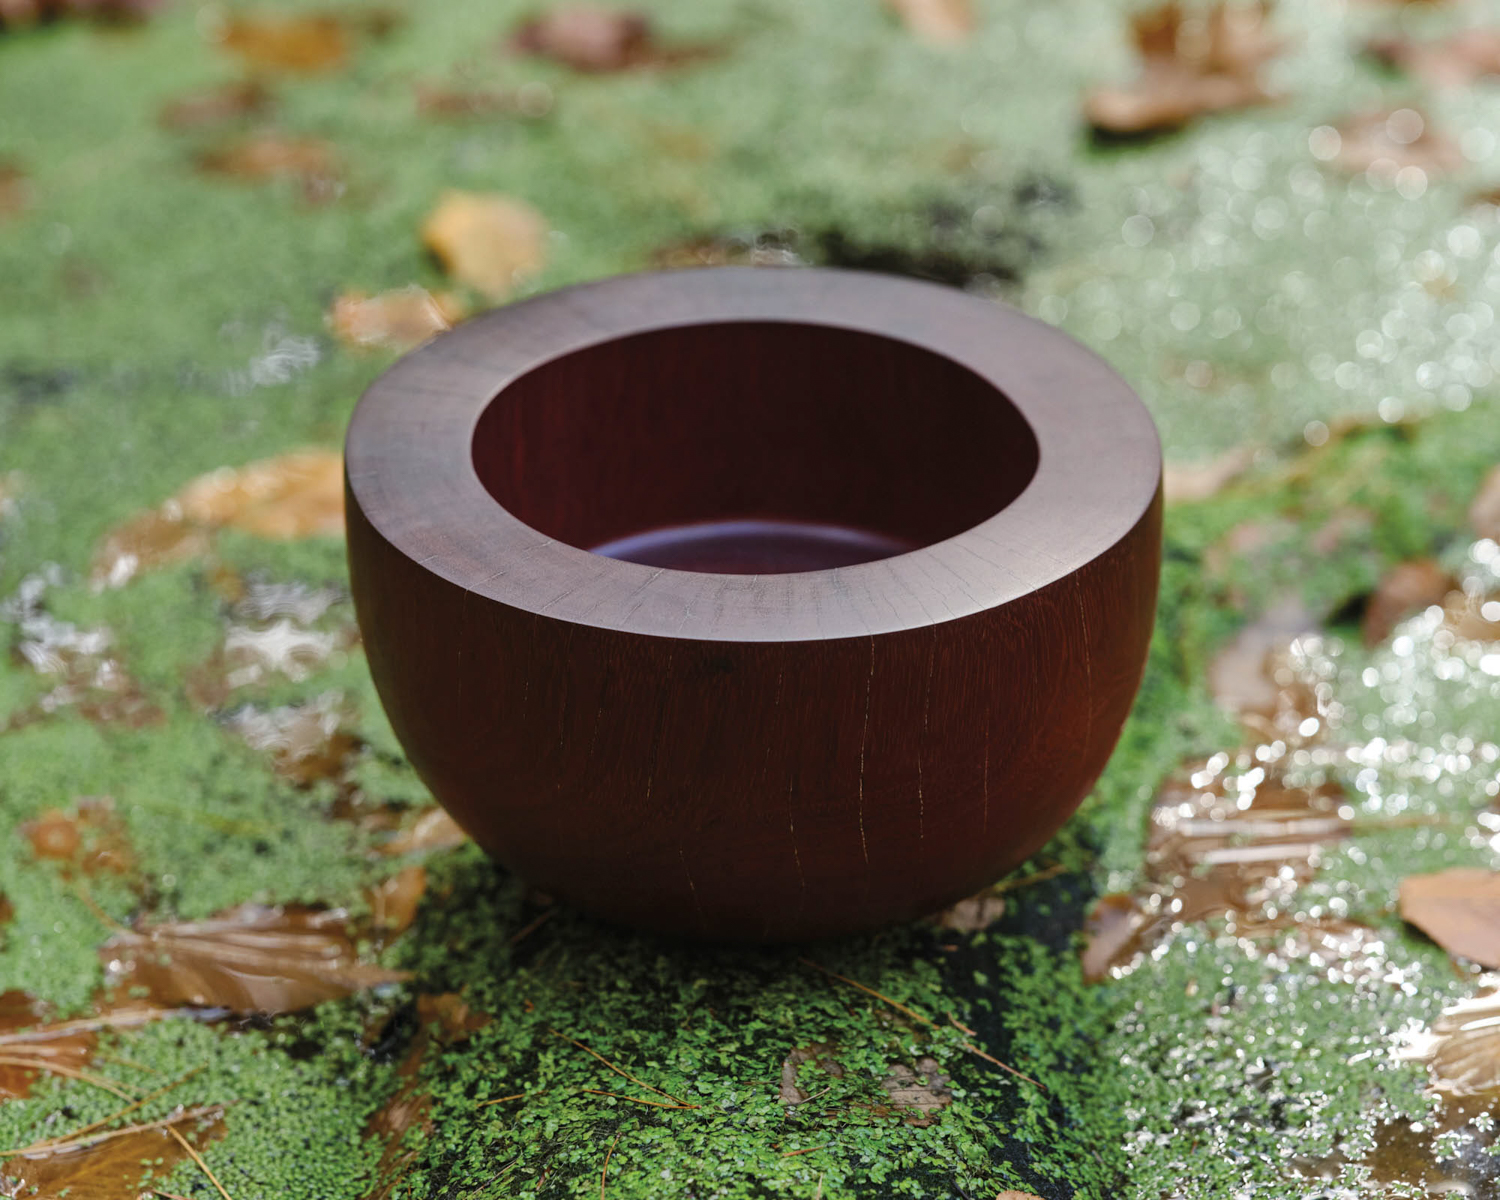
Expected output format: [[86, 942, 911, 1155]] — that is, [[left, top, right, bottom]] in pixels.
[[0, 1005, 170, 1048], [477, 1092, 529, 1108], [0, 1106, 218, 1157], [579, 1088, 697, 1110], [507, 908, 556, 946], [991, 861, 1069, 894], [167, 1124, 233, 1200], [946, 1013, 978, 1038], [10, 1065, 204, 1153], [548, 1028, 690, 1106], [600, 1128, 621, 1200], [786, 1085, 832, 1108], [960, 1041, 1046, 1091], [796, 958, 935, 1028], [780, 1144, 830, 1157], [0, 1054, 136, 1101]]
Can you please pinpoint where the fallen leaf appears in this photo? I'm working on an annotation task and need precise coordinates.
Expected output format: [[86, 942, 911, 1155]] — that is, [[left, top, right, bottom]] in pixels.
[[1402, 983, 1500, 1095], [328, 286, 467, 351], [0, 161, 26, 218], [510, 5, 650, 71], [1368, 29, 1500, 89], [1472, 465, 1500, 543], [1444, 590, 1500, 643], [886, 0, 974, 44], [935, 891, 1006, 933], [1081, 893, 1146, 984], [0, 0, 160, 29], [1400, 869, 1500, 969], [380, 808, 469, 856], [1162, 446, 1254, 503], [1208, 596, 1318, 716], [217, 13, 349, 73], [92, 450, 345, 589], [1361, 559, 1454, 646], [0, 993, 168, 1099], [224, 692, 361, 785], [1332, 108, 1462, 178], [415, 991, 490, 1042], [197, 132, 341, 203], [370, 866, 427, 939], [1, 1110, 224, 1200], [101, 903, 412, 1014], [20, 798, 134, 877], [158, 79, 274, 129], [420, 190, 547, 302], [1084, 2, 1283, 135], [0, 894, 12, 928], [364, 1015, 436, 1200], [779, 1042, 843, 1105], [881, 1056, 952, 1125]]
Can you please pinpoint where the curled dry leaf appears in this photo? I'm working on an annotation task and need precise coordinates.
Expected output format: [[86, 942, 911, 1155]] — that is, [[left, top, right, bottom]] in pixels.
[[159, 79, 274, 130], [380, 807, 469, 856], [1085, 2, 1283, 135], [21, 798, 134, 877], [1162, 446, 1254, 503], [370, 866, 428, 939], [0, 991, 169, 1099], [101, 903, 412, 1014], [197, 132, 341, 203], [217, 13, 349, 74], [779, 1042, 843, 1105], [1208, 596, 1318, 716], [421, 190, 548, 302], [1400, 868, 1500, 969], [886, 0, 974, 45], [881, 1056, 952, 1125], [935, 890, 1006, 933], [328, 286, 467, 351], [1332, 108, 1462, 178], [92, 450, 345, 589], [1, 1110, 224, 1200], [1402, 982, 1500, 1095], [1361, 559, 1454, 646], [1368, 30, 1500, 90], [1471, 464, 1500, 543]]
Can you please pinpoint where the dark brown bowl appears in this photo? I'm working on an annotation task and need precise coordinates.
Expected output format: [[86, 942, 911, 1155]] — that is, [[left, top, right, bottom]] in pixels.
[[345, 268, 1161, 941]]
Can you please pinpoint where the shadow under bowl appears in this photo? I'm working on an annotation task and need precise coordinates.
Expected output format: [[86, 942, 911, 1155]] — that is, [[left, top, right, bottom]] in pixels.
[[345, 267, 1162, 941]]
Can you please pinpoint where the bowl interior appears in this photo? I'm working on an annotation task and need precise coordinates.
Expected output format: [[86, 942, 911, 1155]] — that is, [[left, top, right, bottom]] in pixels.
[[472, 320, 1039, 574]]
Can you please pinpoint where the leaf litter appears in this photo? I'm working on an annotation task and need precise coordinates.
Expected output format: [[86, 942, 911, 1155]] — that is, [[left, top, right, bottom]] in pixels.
[[1399, 869, 1500, 970], [328, 286, 467, 352], [508, 4, 722, 73], [420, 191, 548, 303]]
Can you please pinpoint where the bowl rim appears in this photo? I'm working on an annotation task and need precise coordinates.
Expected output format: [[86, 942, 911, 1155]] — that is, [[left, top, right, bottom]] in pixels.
[[345, 267, 1161, 644]]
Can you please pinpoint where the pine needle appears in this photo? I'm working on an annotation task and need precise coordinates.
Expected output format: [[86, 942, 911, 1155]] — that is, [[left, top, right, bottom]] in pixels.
[[959, 1040, 1046, 1090], [578, 1088, 697, 1110], [507, 908, 555, 946], [600, 1128, 621, 1200], [0, 1006, 170, 1047], [795, 958, 935, 1027], [548, 1028, 690, 1107], [780, 1144, 830, 1157], [0, 1054, 136, 1101], [167, 1124, 233, 1200], [0, 1106, 219, 1157], [991, 862, 1068, 895], [4, 1066, 205, 1154], [477, 1092, 528, 1107]]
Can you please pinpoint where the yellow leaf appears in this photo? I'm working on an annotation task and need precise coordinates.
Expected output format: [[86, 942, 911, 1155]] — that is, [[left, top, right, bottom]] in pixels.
[[421, 190, 548, 302]]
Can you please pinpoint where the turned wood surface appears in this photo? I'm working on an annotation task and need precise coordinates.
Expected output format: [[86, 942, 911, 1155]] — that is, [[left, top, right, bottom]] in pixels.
[[345, 267, 1162, 941]]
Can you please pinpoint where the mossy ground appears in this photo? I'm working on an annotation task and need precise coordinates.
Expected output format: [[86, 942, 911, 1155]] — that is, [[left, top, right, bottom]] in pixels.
[[4, 1, 1500, 1197]]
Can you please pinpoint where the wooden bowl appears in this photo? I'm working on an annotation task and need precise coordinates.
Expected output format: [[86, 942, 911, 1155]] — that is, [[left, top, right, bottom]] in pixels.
[[345, 268, 1161, 941]]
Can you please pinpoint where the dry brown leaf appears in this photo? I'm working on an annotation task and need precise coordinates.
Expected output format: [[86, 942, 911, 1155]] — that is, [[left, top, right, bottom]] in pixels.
[[1, 1111, 223, 1200], [1361, 559, 1454, 646], [510, 4, 681, 72], [1085, 2, 1283, 135], [1444, 590, 1500, 643], [1081, 893, 1146, 984], [1400, 869, 1500, 969], [224, 692, 360, 785], [886, 0, 974, 44], [1162, 446, 1254, 503], [0, 992, 169, 1100], [935, 891, 1007, 933], [881, 1056, 952, 1125], [415, 991, 491, 1042], [1403, 985, 1500, 1095], [101, 903, 412, 1014], [370, 866, 427, 939], [1472, 464, 1500, 542], [421, 190, 547, 302], [1368, 29, 1500, 89], [328, 286, 467, 351], [0, 162, 26, 219], [159, 79, 274, 129], [0, 0, 159, 28], [1333, 108, 1462, 178], [1208, 596, 1318, 716], [218, 13, 349, 73], [93, 450, 345, 589], [20, 799, 134, 877], [778, 1042, 843, 1105], [197, 132, 341, 202], [381, 808, 470, 856]]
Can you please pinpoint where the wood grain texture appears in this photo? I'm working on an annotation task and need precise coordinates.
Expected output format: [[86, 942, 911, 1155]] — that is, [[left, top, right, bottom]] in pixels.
[[345, 267, 1162, 941]]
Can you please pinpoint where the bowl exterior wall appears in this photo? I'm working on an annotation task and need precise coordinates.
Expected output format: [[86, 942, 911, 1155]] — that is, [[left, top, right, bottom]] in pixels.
[[347, 478, 1161, 941]]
